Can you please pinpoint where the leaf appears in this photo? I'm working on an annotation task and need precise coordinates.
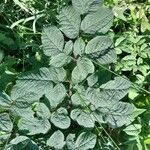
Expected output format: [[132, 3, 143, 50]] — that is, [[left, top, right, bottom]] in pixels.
[[74, 85, 86, 94], [100, 77, 131, 101], [50, 53, 72, 68], [85, 36, 116, 64], [0, 92, 12, 108], [144, 138, 150, 145], [70, 108, 95, 128], [113, 6, 127, 21], [71, 91, 90, 107], [128, 88, 139, 100], [123, 124, 142, 136], [10, 107, 34, 118], [71, 67, 82, 84], [41, 26, 64, 57], [72, 0, 103, 15], [57, 6, 81, 39], [85, 85, 136, 128], [141, 18, 150, 33], [115, 36, 125, 47], [5, 136, 30, 149], [51, 107, 71, 129], [66, 132, 97, 150], [47, 130, 65, 149], [86, 87, 115, 109], [11, 88, 40, 108], [81, 7, 113, 34], [36, 103, 51, 119], [92, 109, 105, 123], [75, 132, 97, 150], [85, 87, 105, 108], [18, 116, 51, 135], [71, 92, 84, 106], [45, 83, 66, 109], [85, 77, 131, 110], [63, 40, 73, 55], [98, 102, 135, 128], [66, 134, 76, 150], [13, 67, 66, 102], [121, 55, 136, 71], [87, 72, 99, 87], [12, 67, 53, 100], [71, 85, 90, 107], [72, 57, 95, 83], [0, 113, 13, 132], [48, 66, 66, 82], [85, 36, 112, 54], [132, 108, 145, 118], [74, 38, 85, 56], [5, 136, 38, 150]]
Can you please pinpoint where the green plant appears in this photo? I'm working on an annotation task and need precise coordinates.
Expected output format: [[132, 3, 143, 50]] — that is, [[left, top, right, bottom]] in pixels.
[[114, 33, 150, 85], [105, 1, 150, 149], [105, 0, 150, 34], [0, 0, 145, 149]]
